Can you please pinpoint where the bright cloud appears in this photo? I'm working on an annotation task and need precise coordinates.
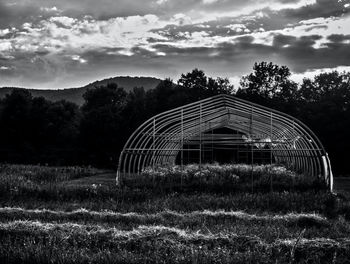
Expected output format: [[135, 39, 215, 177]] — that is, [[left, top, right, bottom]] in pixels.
[[291, 66, 350, 83], [203, 0, 219, 4], [0, 0, 349, 88]]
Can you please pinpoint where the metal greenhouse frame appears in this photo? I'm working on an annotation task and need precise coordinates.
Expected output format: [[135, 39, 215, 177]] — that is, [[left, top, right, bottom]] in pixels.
[[117, 94, 333, 190]]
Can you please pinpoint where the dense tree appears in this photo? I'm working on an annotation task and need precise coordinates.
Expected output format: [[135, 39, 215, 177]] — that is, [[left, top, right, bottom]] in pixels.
[[46, 101, 80, 145], [0, 89, 81, 164], [80, 83, 127, 167], [178, 69, 207, 90], [237, 62, 297, 105], [0, 66, 349, 175], [207, 77, 235, 95], [0, 89, 33, 161], [146, 78, 180, 114], [296, 71, 350, 175], [178, 68, 234, 99], [236, 62, 350, 175]]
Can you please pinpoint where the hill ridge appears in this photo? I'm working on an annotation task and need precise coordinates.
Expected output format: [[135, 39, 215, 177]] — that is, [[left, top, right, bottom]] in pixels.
[[0, 76, 162, 106]]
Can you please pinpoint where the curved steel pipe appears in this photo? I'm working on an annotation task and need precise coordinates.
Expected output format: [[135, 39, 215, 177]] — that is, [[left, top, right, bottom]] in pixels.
[[117, 94, 333, 190]]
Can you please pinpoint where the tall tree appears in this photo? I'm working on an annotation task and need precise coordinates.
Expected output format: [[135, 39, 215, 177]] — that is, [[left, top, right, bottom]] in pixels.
[[178, 68, 234, 99], [297, 71, 350, 175], [0, 89, 81, 164], [0, 89, 33, 160], [80, 83, 127, 167], [178, 68, 207, 90], [207, 77, 235, 95], [237, 62, 296, 106]]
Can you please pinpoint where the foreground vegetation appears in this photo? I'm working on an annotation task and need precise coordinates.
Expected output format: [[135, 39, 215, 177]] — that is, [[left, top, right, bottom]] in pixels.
[[1, 164, 350, 263], [136, 163, 326, 193]]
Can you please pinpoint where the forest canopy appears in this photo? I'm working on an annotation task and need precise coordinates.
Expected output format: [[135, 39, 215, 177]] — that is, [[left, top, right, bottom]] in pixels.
[[0, 62, 349, 175]]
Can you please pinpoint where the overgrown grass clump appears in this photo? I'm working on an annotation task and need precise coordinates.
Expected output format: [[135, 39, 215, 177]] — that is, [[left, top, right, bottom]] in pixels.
[[129, 163, 326, 193], [0, 164, 100, 182], [0, 164, 104, 200]]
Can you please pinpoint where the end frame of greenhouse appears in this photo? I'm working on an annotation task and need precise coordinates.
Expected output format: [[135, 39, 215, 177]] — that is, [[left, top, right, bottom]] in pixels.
[[117, 94, 333, 190]]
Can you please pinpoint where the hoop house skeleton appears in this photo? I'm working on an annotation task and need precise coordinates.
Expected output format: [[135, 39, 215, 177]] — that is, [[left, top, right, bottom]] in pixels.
[[117, 94, 333, 190]]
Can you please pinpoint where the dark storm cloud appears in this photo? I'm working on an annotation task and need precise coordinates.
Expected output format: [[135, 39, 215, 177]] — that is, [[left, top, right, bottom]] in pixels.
[[152, 44, 214, 56], [304, 25, 328, 32], [155, 0, 336, 16], [247, 0, 350, 31], [0, 52, 66, 86], [282, 0, 350, 20], [150, 32, 350, 75], [152, 0, 349, 43], [273, 34, 297, 47], [155, 0, 255, 14], [0, 0, 258, 24], [289, 35, 322, 48], [327, 34, 350, 42], [1, 0, 331, 27], [0, 0, 148, 26], [279, 41, 350, 73], [150, 17, 258, 41], [151, 38, 275, 73], [0, 1, 59, 28]]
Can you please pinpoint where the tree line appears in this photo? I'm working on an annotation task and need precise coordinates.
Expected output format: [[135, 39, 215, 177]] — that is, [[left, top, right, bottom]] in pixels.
[[0, 62, 349, 175]]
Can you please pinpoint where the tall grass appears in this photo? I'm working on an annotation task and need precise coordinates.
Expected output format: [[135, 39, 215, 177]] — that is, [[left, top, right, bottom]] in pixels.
[[131, 163, 327, 192], [0, 164, 101, 182], [0, 164, 103, 199]]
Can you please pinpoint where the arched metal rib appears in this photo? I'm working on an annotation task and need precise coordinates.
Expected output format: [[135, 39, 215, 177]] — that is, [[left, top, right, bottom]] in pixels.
[[117, 94, 333, 190]]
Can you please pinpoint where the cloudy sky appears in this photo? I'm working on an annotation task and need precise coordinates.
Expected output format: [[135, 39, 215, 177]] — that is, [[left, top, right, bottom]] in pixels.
[[0, 0, 349, 88]]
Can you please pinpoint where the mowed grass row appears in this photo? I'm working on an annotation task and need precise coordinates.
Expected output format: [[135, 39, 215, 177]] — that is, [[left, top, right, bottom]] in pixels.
[[0, 207, 330, 226], [1, 207, 349, 241], [1, 220, 350, 264], [0, 191, 341, 215]]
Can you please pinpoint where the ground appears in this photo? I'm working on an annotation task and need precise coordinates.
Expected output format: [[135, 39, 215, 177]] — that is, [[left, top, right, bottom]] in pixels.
[[334, 177, 350, 197], [0, 164, 350, 264]]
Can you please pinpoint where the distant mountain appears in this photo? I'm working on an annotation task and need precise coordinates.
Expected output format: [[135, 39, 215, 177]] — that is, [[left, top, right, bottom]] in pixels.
[[0, 76, 162, 106]]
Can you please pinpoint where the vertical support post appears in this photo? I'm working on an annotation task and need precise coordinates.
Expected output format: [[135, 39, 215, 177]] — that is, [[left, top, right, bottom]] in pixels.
[[181, 109, 184, 169], [181, 109, 184, 185], [292, 120, 296, 171], [152, 118, 156, 170], [211, 126, 214, 163], [292, 120, 296, 189], [199, 103, 202, 175], [250, 106, 254, 193], [152, 118, 156, 187], [187, 140, 189, 164], [270, 112, 273, 192]]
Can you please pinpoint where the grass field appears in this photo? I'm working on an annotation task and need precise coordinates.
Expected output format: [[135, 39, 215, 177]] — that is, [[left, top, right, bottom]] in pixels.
[[1, 164, 350, 263]]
